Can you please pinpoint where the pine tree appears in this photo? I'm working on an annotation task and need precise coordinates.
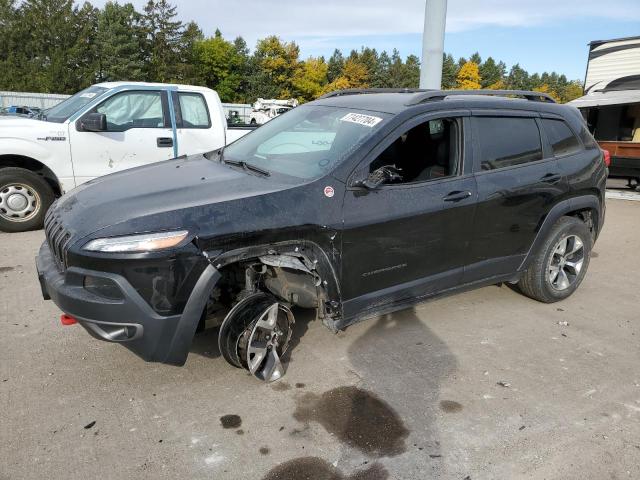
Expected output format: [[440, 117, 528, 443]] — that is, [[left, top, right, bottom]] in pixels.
[[141, 0, 184, 82], [479, 57, 504, 88], [96, 2, 145, 82], [327, 49, 344, 83], [374, 51, 392, 88], [441, 53, 457, 89], [506, 64, 530, 90]]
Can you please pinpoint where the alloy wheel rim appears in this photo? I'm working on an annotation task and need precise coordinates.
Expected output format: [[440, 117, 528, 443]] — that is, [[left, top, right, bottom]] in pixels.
[[245, 303, 294, 382], [0, 183, 41, 222], [547, 234, 585, 291]]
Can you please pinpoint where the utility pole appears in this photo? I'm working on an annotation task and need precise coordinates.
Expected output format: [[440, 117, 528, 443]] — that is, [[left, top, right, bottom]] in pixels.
[[420, 0, 447, 89]]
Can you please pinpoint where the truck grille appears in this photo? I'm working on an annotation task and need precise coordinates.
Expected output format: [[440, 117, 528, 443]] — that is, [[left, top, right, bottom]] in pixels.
[[44, 207, 73, 270]]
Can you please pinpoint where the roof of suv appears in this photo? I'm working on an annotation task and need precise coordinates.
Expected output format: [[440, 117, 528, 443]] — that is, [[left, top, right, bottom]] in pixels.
[[311, 88, 573, 117]]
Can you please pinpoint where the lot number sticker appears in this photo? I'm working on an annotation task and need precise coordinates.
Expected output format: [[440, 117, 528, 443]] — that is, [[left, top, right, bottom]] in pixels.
[[340, 112, 383, 128]]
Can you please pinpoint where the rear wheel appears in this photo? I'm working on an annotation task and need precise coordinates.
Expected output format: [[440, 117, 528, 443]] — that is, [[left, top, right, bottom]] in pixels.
[[0, 167, 55, 232], [218, 292, 294, 382], [518, 216, 591, 303]]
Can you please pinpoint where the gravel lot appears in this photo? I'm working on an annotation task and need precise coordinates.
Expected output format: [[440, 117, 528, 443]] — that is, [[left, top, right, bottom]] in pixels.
[[1, 197, 639, 480]]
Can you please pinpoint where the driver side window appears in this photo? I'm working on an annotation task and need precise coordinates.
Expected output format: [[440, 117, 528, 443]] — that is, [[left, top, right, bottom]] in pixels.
[[369, 118, 460, 184], [96, 91, 165, 132]]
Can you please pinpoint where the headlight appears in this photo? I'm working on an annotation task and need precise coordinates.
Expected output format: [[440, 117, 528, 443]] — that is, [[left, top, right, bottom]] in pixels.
[[83, 230, 189, 253]]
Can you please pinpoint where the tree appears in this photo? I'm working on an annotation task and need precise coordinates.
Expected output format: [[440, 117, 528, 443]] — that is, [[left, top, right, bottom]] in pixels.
[[372, 51, 392, 88], [506, 63, 530, 90], [96, 2, 145, 82], [441, 53, 457, 89], [327, 49, 344, 83], [141, 0, 184, 82], [292, 57, 328, 101], [15, 0, 99, 93], [177, 21, 204, 84], [248, 36, 300, 99], [195, 31, 242, 102], [322, 57, 368, 94], [402, 55, 420, 88], [469, 52, 482, 65], [456, 61, 481, 90], [560, 80, 584, 103], [479, 57, 504, 88]]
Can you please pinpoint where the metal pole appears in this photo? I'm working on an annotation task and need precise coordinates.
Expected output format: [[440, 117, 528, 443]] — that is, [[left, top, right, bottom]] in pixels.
[[420, 0, 447, 89]]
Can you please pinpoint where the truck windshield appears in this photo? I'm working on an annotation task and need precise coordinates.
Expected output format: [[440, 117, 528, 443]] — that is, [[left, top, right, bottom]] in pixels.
[[43, 86, 109, 123], [223, 105, 390, 180]]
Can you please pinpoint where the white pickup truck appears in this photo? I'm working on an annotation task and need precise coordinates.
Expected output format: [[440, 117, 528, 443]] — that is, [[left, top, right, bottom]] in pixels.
[[0, 82, 252, 232]]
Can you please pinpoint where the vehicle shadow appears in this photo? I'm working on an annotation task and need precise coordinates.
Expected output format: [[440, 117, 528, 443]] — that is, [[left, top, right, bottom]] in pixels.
[[189, 326, 221, 359], [281, 306, 315, 366], [345, 307, 457, 474]]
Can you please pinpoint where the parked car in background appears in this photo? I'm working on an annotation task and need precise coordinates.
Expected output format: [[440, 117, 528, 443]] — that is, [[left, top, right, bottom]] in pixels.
[[37, 89, 607, 383], [0, 82, 253, 232], [2, 105, 40, 117]]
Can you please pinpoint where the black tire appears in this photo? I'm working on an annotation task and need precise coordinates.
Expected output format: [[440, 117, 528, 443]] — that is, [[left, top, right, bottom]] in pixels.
[[0, 167, 55, 233], [250, 118, 257, 125], [518, 216, 592, 303], [218, 292, 273, 368]]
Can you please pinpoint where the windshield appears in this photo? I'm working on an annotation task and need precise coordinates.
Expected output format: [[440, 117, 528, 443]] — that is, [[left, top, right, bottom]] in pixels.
[[224, 105, 390, 180], [43, 85, 109, 123]]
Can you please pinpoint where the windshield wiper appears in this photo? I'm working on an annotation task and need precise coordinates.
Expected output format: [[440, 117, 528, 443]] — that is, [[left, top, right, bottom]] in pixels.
[[223, 158, 271, 177]]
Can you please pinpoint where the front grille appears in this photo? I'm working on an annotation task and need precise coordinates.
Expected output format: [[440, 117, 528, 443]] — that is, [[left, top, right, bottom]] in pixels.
[[44, 206, 73, 270]]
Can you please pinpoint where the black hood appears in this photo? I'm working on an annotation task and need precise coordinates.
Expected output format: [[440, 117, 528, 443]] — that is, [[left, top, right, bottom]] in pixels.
[[54, 154, 290, 241]]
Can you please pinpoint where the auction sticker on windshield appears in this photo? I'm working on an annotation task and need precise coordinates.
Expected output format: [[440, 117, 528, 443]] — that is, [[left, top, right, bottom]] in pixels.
[[340, 112, 383, 128]]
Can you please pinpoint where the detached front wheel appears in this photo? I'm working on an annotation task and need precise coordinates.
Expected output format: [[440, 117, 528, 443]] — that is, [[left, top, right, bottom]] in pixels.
[[0, 167, 55, 232], [218, 292, 295, 382], [518, 216, 592, 303]]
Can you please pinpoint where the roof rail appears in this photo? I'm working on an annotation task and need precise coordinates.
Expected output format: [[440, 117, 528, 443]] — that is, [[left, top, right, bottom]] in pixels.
[[406, 89, 557, 105], [318, 87, 428, 100]]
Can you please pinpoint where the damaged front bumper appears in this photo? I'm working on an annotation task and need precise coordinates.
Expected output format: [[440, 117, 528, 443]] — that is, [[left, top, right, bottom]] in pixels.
[[36, 241, 219, 366]]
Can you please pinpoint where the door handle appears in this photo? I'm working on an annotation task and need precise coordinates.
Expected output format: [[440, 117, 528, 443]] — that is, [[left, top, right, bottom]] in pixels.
[[157, 137, 173, 148], [443, 190, 472, 202], [541, 173, 562, 184]]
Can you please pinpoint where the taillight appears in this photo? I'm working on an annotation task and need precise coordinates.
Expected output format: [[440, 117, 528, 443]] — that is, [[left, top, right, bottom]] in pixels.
[[602, 149, 611, 168]]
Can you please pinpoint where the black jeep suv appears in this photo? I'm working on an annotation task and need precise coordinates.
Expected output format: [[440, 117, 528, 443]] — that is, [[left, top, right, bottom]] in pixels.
[[37, 89, 607, 382]]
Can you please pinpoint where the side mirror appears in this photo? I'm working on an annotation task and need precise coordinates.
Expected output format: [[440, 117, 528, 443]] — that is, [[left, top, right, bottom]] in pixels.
[[77, 113, 106, 132]]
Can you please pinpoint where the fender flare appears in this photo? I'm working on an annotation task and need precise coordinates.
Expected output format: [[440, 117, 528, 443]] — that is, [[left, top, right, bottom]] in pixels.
[[162, 264, 221, 366], [519, 194, 602, 271]]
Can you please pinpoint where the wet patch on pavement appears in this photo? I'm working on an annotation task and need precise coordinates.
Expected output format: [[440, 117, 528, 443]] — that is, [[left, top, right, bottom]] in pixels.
[[439, 400, 463, 413], [293, 386, 409, 457], [260, 456, 388, 480], [220, 414, 242, 429], [272, 382, 291, 392]]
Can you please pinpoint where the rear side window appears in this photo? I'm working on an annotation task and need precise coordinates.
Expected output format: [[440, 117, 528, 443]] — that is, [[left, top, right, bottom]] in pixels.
[[177, 93, 210, 128], [474, 117, 543, 170], [541, 119, 582, 156], [578, 124, 598, 149]]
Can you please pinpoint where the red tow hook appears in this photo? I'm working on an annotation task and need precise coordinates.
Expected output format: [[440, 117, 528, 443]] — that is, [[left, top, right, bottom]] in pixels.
[[60, 314, 78, 326]]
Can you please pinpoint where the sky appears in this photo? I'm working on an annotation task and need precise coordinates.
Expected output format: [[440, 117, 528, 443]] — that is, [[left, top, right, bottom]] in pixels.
[[91, 0, 640, 81]]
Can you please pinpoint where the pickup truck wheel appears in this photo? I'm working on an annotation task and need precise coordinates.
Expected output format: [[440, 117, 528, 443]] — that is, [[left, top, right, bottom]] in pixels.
[[218, 292, 294, 382], [518, 216, 591, 303], [0, 167, 55, 232]]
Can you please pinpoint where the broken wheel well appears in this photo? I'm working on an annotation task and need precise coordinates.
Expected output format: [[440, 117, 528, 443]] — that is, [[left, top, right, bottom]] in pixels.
[[202, 242, 342, 330]]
